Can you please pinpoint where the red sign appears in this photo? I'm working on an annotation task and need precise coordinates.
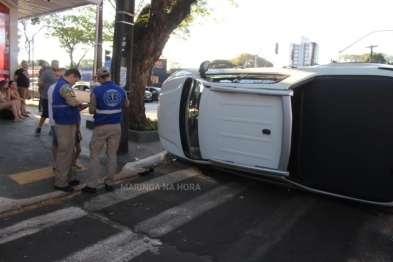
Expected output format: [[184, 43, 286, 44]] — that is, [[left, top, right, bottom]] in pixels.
[[154, 60, 163, 68], [0, 3, 10, 81]]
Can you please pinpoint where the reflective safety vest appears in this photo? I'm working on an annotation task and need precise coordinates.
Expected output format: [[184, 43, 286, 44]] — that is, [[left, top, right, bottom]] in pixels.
[[92, 81, 126, 125], [52, 78, 81, 125]]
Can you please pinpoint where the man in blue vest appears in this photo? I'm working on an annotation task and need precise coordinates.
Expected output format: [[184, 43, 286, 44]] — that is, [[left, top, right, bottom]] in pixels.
[[52, 68, 83, 192], [82, 67, 129, 193]]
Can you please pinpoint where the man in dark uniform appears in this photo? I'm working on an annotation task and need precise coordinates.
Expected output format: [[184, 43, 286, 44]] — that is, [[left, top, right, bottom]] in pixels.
[[82, 67, 129, 193], [52, 68, 83, 192], [14, 60, 30, 101]]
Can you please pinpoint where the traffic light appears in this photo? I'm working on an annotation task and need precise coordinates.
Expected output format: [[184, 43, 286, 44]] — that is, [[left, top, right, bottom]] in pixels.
[[105, 50, 111, 61], [275, 43, 279, 54]]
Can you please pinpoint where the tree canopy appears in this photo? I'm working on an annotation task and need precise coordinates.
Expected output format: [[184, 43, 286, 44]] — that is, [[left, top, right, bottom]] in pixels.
[[231, 53, 273, 68], [210, 59, 235, 68], [340, 53, 388, 64], [128, 0, 235, 125]]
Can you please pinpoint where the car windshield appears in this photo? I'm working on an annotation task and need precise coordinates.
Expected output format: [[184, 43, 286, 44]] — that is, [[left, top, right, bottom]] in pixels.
[[205, 74, 289, 84]]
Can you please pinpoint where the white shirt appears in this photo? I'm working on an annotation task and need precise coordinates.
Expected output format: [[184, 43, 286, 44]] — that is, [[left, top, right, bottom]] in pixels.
[[47, 83, 56, 126], [89, 81, 101, 89]]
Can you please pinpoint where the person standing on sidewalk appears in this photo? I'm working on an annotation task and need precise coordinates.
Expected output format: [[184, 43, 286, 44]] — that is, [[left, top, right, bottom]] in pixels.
[[38, 60, 50, 112], [35, 60, 59, 135], [14, 60, 30, 103], [52, 68, 83, 192], [82, 67, 129, 194]]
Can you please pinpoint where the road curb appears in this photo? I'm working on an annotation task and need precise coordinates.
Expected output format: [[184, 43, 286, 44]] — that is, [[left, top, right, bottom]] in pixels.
[[0, 151, 168, 214]]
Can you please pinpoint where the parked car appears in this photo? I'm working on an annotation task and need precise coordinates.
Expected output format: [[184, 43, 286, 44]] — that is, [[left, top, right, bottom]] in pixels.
[[72, 82, 91, 103], [158, 61, 393, 206], [144, 90, 153, 102], [145, 86, 161, 101]]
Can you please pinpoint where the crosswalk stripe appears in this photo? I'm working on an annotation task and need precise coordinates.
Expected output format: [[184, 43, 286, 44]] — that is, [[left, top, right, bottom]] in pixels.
[[0, 168, 202, 245], [134, 183, 247, 237], [56, 231, 161, 262], [0, 207, 87, 244], [83, 167, 202, 211], [57, 183, 247, 261]]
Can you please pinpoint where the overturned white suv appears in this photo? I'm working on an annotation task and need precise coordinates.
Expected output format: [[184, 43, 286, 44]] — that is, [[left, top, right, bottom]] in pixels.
[[158, 61, 393, 206]]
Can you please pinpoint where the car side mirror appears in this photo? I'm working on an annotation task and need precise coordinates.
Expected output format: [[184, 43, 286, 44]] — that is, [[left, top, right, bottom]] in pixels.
[[199, 61, 210, 79]]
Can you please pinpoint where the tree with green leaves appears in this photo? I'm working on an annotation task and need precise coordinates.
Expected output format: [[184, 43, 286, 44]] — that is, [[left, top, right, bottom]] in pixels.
[[210, 59, 235, 68], [18, 18, 45, 64], [231, 53, 273, 68], [365, 52, 386, 63], [341, 53, 388, 63], [128, 0, 235, 126], [41, 6, 113, 68]]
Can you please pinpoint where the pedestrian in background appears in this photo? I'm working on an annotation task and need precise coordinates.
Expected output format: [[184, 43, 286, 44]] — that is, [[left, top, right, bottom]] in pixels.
[[35, 60, 59, 135], [89, 75, 100, 89], [47, 68, 66, 170], [82, 67, 129, 194], [37, 60, 49, 112], [14, 60, 30, 104], [52, 68, 83, 192]]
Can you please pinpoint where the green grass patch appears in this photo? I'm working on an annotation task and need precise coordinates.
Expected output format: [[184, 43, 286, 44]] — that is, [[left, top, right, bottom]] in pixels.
[[129, 118, 158, 131], [26, 103, 38, 107]]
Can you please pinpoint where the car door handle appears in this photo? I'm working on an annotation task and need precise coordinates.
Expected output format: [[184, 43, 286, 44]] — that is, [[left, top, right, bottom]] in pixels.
[[262, 129, 271, 135]]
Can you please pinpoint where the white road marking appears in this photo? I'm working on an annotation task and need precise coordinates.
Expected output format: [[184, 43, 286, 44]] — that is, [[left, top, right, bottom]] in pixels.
[[57, 183, 247, 261], [135, 183, 247, 237], [0, 168, 201, 245], [56, 230, 162, 262], [0, 207, 87, 244], [83, 167, 202, 211]]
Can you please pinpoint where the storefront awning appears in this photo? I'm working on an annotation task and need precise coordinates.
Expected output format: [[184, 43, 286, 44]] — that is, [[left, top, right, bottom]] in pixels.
[[18, 0, 101, 20]]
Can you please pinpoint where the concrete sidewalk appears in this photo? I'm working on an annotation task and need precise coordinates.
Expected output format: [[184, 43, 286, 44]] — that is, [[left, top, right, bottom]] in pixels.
[[0, 105, 166, 212]]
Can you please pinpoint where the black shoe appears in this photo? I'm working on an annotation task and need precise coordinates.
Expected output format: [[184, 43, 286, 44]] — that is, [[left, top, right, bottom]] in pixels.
[[82, 186, 97, 194], [105, 184, 114, 191], [54, 185, 74, 192], [68, 180, 80, 186], [35, 128, 41, 135]]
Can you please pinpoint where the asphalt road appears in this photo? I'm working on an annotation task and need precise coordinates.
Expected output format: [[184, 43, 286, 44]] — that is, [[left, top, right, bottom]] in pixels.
[[1, 159, 393, 262]]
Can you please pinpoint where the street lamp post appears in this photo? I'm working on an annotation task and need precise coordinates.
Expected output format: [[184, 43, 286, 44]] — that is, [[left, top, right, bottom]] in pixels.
[[30, 26, 46, 100], [338, 30, 393, 62]]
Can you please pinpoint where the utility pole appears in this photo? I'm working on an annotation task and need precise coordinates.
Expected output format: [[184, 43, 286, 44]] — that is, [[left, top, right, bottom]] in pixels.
[[93, 1, 103, 75], [97, 0, 103, 71], [113, 0, 135, 154], [366, 45, 378, 62]]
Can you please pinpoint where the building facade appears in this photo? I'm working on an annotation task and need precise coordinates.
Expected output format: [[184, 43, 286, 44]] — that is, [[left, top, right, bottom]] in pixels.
[[289, 36, 319, 67]]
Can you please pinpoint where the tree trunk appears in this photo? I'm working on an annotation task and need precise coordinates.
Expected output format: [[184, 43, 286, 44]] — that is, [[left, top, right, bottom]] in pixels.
[[129, 0, 197, 125]]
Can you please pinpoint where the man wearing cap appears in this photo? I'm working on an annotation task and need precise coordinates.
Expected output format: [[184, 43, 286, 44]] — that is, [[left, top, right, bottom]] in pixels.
[[52, 68, 84, 192], [82, 67, 129, 193]]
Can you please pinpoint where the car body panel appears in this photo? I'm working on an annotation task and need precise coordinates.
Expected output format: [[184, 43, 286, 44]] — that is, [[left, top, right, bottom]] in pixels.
[[146, 86, 161, 101], [72, 82, 91, 104], [144, 90, 153, 102], [198, 85, 284, 170], [158, 62, 393, 206], [157, 77, 186, 158]]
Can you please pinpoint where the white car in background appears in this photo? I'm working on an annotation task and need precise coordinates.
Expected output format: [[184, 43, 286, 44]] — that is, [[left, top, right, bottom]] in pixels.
[[158, 61, 393, 206], [72, 82, 91, 103]]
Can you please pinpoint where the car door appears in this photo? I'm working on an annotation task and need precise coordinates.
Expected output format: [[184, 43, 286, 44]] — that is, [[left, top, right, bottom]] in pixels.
[[180, 78, 291, 171]]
